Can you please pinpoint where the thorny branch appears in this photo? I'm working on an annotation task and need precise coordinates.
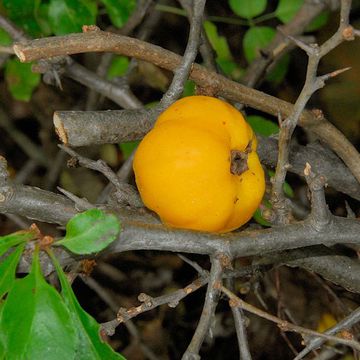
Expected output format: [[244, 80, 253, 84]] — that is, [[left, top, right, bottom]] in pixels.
[[12, 28, 360, 184], [270, 0, 354, 223]]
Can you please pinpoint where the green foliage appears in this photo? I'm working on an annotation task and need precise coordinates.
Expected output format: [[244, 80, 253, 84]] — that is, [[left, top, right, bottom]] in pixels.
[[5, 58, 41, 101], [228, 0, 267, 19], [247, 115, 279, 136], [203, 20, 243, 78], [0, 243, 25, 299], [50, 251, 126, 359], [268, 170, 295, 198], [0, 249, 78, 359], [119, 141, 139, 159], [306, 11, 329, 32], [243, 26, 275, 63], [2, 0, 42, 37], [107, 56, 130, 79], [48, 0, 97, 35], [182, 80, 196, 97], [275, 0, 303, 23], [100, 0, 136, 28], [265, 53, 290, 85], [55, 208, 121, 254], [0, 28, 11, 46], [0, 229, 37, 257]]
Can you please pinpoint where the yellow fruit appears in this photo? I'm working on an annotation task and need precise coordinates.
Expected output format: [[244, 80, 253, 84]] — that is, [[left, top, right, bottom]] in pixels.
[[133, 95, 265, 233]]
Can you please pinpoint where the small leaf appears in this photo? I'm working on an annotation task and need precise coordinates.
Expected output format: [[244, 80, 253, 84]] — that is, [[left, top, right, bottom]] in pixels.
[[182, 80, 196, 97], [243, 26, 275, 63], [48, 0, 97, 35], [228, 0, 267, 19], [35, 2, 53, 36], [119, 141, 139, 159], [49, 250, 126, 359], [247, 115, 279, 137], [253, 207, 271, 227], [275, 0, 303, 24], [0, 243, 25, 299], [107, 56, 130, 80], [306, 11, 329, 32], [0, 229, 37, 257], [5, 58, 41, 102], [55, 208, 121, 254], [266, 53, 290, 85], [100, 0, 136, 28], [0, 249, 78, 359], [3, 0, 42, 37], [203, 20, 242, 77], [0, 29, 12, 46]]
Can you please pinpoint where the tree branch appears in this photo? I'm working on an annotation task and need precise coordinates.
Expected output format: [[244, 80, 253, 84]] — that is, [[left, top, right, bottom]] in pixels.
[[13, 29, 360, 183]]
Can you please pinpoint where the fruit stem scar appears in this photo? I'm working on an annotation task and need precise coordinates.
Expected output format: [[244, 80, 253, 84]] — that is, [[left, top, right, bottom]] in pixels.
[[230, 141, 252, 176]]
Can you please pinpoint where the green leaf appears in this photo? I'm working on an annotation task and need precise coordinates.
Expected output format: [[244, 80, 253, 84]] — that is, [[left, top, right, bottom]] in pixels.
[[266, 53, 290, 85], [253, 208, 271, 227], [0, 229, 36, 257], [3, 0, 42, 37], [100, 0, 136, 28], [228, 0, 267, 19], [182, 80, 196, 97], [306, 11, 329, 32], [247, 115, 279, 137], [35, 2, 53, 36], [243, 26, 275, 63], [49, 250, 125, 359], [203, 20, 241, 76], [275, 0, 303, 24], [5, 58, 41, 102], [119, 141, 139, 159], [0, 249, 78, 359], [55, 208, 121, 254], [0, 29, 11, 46], [107, 56, 130, 80], [48, 0, 97, 35], [0, 243, 25, 299]]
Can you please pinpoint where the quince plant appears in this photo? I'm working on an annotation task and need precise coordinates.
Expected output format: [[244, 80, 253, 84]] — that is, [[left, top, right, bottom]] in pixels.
[[133, 96, 265, 233]]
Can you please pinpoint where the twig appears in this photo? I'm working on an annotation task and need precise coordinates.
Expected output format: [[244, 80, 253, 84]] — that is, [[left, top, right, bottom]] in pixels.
[[59, 144, 142, 208], [102, 275, 208, 336], [232, 307, 252, 360], [159, 0, 206, 109], [182, 255, 223, 359], [220, 286, 360, 352], [57, 187, 93, 211], [241, 0, 339, 87], [13, 30, 360, 184], [270, 0, 354, 223], [294, 306, 360, 360]]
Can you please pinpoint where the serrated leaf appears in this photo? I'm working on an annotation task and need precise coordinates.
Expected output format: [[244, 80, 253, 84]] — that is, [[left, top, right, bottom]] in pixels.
[[228, 0, 267, 19], [0, 249, 78, 359], [0, 229, 36, 257], [3, 0, 42, 37], [0, 243, 25, 299], [247, 115, 279, 137], [0, 29, 11, 46], [48, 0, 97, 35], [100, 0, 136, 28], [55, 208, 121, 255], [306, 11, 329, 32], [119, 141, 139, 159], [243, 26, 275, 63], [275, 0, 303, 24], [49, 250, 126, 359], [266, 53, 290, 85], [107, 56, 130, 80], [5, 58, 41, 102]]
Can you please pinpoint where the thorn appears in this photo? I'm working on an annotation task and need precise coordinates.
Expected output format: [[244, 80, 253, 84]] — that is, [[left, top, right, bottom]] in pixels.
[[277, 112, 282, 127], [286, 34, 318, 55], [322, 66, 351, 81], [304, 162, 311, 177]]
